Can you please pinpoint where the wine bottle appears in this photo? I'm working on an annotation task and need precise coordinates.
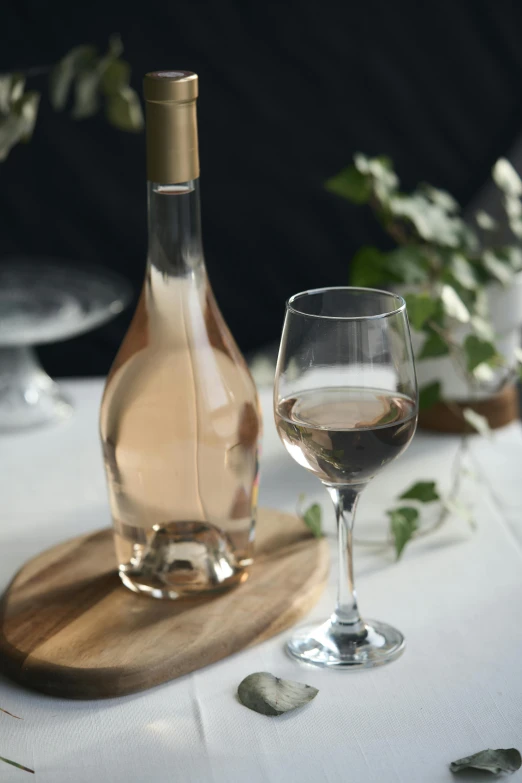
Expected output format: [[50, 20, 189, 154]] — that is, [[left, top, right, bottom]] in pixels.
[[100, 71, 261, 599]]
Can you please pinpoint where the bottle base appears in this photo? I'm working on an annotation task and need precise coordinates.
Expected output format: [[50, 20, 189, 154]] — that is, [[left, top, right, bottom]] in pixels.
[[117, 519, 251, 599], [119, 567, 248, 600]]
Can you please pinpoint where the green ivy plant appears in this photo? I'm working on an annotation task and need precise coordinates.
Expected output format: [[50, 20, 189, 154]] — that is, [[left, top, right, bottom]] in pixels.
[[0, 34, 143, 162], [326, 153, 522, 417], [316, 154, 522, 556]]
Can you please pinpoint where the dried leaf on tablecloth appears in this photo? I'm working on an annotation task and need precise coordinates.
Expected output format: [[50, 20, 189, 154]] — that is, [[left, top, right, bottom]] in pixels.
[[238, 672, 318, 716], [0, 755, 34, 773], [450, 747, 521, 774], [0, 706, 21, 719]]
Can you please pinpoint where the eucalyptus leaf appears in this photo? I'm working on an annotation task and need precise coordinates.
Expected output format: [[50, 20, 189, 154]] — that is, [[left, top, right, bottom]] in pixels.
[[388, 506, 419, 559], [0, 755, 34, 774], [302, 503, 323, 538], [0, 113, 27, 161], [325, 165, 372, 204], [72, 69, 101, 118], [450, 747, 521, 774], [107, 32, 124, 59], [418, 330, 449, 359], [492, 158, 522, 197], [464, 335, 497, 372], [237, 672, 318, 716], [102, 59, 131, 96], [482, 250, 513, 286], [404, 292, 437, 331], [49, 44, 97, 110], [441, 284, 470, 323], [14, 91, 40, 142], [419, 381, 441, 410], [399, 481, 440, 503], [463, 407, 491, 438], [105, 85, 144, 132], [475, 209, 498, 231], [9, 73, 25, 105], [0, 75, 13, 114]]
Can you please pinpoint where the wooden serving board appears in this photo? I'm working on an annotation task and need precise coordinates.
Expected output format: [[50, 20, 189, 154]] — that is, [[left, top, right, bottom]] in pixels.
[[0, 508, 328, 700]]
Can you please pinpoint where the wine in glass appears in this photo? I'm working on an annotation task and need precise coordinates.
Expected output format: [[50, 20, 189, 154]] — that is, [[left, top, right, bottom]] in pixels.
[[274, 287, 418, 668]]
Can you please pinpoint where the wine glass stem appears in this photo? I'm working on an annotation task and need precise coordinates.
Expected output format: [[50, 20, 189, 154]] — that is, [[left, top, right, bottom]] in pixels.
[[326, 484, 367, 641]]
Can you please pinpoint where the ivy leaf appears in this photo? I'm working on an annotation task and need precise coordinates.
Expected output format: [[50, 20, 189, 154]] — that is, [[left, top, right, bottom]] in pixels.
[[238, 672, 318, 716], [445, 498, 475, 528], [386, 246, 430, 284], [419, 183, 459, 213], [388, 506, 419, 559], [0, 755, 34, 774], [419, 381, 441, 410], [325, 165, 372, 204], [475, 209, 498, 231], [441, 284, 470, 323], [301, 503, 323, 538], [492, 158, 522, 197], [388, 194, 464, 247], [354, 153, 398, 201], [350, 247, 388, 287], [463, 407, 491, 438], [482, 250, 513, 286], [404, 293, 437, 331], [399, 481, 440, 503], [464, 335, 497, 372], [418, 330, 449, 359], [470, 315, 494, 342], [450, 748, 521, 774], [49, 44, 97, 110], [505, 246, 522, 271], [450, 254, 477, 290], [473, 363, 496, 383]]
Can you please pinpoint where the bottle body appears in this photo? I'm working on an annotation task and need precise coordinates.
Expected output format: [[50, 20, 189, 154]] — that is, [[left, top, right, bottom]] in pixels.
[[100, 115, 261, 598]]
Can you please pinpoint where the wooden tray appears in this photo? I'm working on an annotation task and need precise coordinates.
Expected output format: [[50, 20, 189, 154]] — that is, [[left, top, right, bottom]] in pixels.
[[0, 508, 328, 699]]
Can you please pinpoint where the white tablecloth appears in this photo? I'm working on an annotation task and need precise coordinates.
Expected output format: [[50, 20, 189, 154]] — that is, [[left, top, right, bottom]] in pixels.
[[1, 379, 522, 782]]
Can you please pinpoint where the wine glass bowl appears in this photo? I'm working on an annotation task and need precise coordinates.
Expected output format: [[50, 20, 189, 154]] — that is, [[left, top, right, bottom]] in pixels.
[[274, 287, 418, 668]]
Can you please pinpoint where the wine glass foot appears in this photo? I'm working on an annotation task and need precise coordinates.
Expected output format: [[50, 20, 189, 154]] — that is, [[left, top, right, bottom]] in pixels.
[[0, 346, 73, 431], [286, 619, 405, 669]]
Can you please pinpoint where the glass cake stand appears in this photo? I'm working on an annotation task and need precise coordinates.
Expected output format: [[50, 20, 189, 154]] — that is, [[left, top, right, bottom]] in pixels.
[[0, 258, 131, 431]]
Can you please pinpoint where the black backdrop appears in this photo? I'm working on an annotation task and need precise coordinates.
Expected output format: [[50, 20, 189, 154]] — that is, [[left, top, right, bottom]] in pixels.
[[2, 1, 522, 376]]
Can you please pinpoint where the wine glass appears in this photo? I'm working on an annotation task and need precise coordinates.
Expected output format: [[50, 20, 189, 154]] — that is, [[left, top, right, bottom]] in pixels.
[[274, 287, 418, 668]]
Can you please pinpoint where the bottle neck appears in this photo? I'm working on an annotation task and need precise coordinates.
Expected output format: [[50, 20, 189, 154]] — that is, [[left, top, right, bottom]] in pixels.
[[147, 180, 204, 277]]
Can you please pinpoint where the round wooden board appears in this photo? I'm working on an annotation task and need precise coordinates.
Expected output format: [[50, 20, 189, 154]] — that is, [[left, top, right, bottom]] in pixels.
[[0, 508, 328, 700]]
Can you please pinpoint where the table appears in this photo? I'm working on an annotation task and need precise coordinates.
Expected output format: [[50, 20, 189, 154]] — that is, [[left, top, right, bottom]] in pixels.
[[1, 379, 522, 782]]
